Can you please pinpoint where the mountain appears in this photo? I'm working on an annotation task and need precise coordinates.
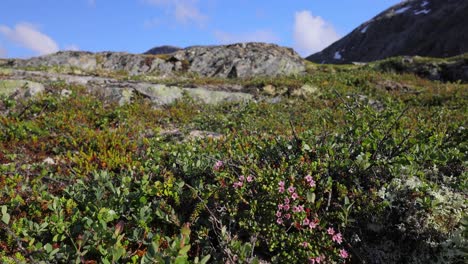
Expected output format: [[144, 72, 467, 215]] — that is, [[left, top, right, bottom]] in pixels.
[[144, 45, 182, 55], [307, 0, 468, 64]]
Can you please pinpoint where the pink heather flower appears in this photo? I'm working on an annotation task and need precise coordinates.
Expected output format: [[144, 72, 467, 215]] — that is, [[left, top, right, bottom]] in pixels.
[[278, 204, 284, 210], [291, 192, 299, 200], [293, 205, 304, 213], [284, 197, 290, 204], [278, 186, 285, 193], [288, 186, 296, 194], [305, 174, 313, 182], [233, 182, 243, 188], [309, 221, 317, 229], [276, 211, 282, 217], [246, 175, 254, 182], [315, 255, 324, 263], [278, 181, 285, 187], [238, 175, 245, 182], [283, 204, 290, 211], [213, 160, 223, 171], [333, 233, 343, 244], [339, 249, 349, 259], [308, 258, 316, 264], [276, 218, 283, 225], [301, 242, 309, 248], [309, 180, 316, 188], [327, 227, 335, 235], [284, 213, 291, 219], [303, 218, 310, 226]]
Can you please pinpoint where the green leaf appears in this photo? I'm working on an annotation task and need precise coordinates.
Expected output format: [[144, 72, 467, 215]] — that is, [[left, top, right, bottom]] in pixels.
[[178, 245, 191, 256], [174, 256, 189, 264], [198, 255, 211, 264], [1, 206, 10, 225], [306, 192, 316, 204], [44, 243, 53, 253]]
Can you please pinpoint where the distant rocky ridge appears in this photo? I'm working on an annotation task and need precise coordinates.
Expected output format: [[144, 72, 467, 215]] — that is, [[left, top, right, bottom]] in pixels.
[[371, 54, 468, 83], [307, 0, 468, 64], [144, 45, 182, 55], [1, 43, 305, 79]]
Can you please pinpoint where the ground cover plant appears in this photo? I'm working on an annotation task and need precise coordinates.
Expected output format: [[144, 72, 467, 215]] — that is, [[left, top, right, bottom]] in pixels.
[[0, 63, 467, 263]]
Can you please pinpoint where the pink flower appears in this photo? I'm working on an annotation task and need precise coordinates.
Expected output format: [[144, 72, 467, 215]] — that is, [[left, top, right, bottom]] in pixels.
[[309, 258, 316, 264], [278, 181, 285, 187], [309, 180, 316, 188], [213, 160, 223, 171], [276, 211, 282, 217], [246, 175, 254, 182], [293, 205, 304, 213], [288, 186, 296, 194], [284, 197, 290, 204], [301, 242, 309, 248], [327, 227, 335, 235], [276, 218, 283, 225], [284, 213, 291, 219], [278, 186, 285, 193], [315, 255, 324, 263], [238, 175, 245, 181], [278, 204, 284, 210], [339, 249, 349, 259], [309, 221, 317, 229], [291, 192, 299, 200], [332, 233, 343, 244], [283, 204, 290, 211], [233, 181, 243, 188], [303, 218, 310, 226], [305, 174, 313, 182]]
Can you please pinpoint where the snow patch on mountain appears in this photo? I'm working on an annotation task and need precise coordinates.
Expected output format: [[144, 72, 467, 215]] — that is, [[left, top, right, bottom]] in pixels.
[[334, 51, 342, 60], [414, 9, 431, 15], [361, 25, 369, 34], [421, 1, 429, 7], [395, 6, 411, 14]]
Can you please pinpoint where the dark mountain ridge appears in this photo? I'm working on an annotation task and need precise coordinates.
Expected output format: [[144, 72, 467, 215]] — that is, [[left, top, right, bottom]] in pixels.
[[307, 0, 468, 64]]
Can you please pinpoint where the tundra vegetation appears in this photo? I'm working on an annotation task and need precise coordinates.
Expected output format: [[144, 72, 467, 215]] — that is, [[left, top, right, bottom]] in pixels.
[[0, 57, 466, 263]]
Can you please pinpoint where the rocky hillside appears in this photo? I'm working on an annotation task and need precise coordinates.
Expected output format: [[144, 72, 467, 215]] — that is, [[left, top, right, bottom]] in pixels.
[[307, 0, 468, 64], [0, 41, 467, 263], [1, 43, 305, 79]]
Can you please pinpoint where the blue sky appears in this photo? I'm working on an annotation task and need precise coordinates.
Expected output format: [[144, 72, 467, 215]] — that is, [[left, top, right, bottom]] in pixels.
[[0, 0, 401, 58]]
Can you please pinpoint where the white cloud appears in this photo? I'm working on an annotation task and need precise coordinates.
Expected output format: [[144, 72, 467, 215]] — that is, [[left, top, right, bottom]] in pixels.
[[64, 44, 80, 51], [0, 23, 59, 55], [144, 0, 207, 26], [174, 3, 207, 24], [214, 29, 280, 44], [293, 10, 340, 56]]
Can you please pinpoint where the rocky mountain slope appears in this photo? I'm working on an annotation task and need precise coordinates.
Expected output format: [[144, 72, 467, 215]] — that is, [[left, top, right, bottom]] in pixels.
[[1, 43, 305, 79], [307, 0, 468, 64]]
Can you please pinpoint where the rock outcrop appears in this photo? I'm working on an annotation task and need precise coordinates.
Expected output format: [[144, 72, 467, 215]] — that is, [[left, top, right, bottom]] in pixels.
[[371, 54, 468, 83], [2, 43, 305, 79], [307, 0, 468, 64], [0, 69, 254, 107], [172, 43, 305, 78]]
